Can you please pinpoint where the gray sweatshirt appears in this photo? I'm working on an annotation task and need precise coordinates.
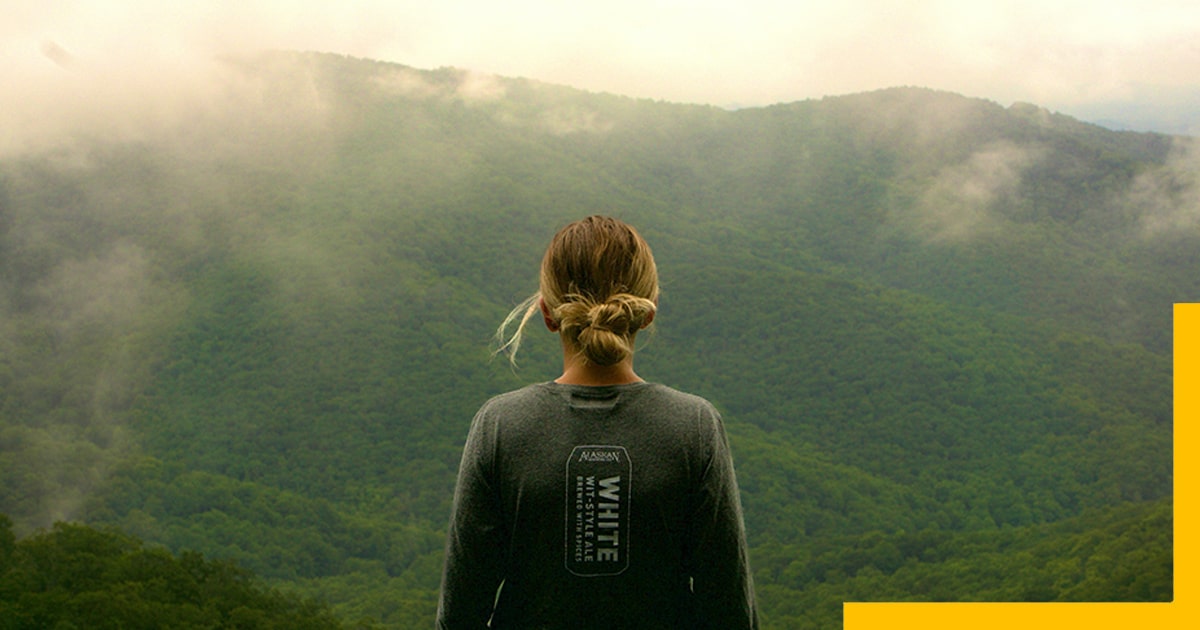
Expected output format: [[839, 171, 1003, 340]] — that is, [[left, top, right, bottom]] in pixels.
[[436, 381, 758, 629]]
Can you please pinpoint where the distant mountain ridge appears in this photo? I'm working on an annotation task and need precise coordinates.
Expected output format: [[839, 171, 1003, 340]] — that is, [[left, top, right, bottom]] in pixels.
[[1063, 85, 1200, 136], [0, 51, 1183, 628]]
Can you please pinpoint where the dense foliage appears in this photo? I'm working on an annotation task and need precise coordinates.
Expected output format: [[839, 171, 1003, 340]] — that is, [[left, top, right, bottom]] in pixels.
[[0, 52, 1185, 627], [0, 514, 346, 629]]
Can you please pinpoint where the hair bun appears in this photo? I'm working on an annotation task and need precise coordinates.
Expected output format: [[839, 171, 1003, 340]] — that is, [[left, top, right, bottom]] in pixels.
[[586, 300, 634, 336], [552, 294, 655, 366], [494, 216, 659, 366]]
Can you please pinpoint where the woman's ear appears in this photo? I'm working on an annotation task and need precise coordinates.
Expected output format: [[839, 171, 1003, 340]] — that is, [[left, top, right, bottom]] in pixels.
[[640, 296, 658, 330], [640, 309, 655, 330], [539, 297, 560, 332]]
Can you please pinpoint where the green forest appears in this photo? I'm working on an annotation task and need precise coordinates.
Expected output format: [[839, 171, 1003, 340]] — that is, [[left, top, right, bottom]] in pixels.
[[0, 52, 1187, 628], [0, 514, 346, 629]]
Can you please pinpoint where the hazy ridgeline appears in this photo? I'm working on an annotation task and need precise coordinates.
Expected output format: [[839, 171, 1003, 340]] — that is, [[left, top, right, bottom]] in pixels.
[[0, 52, 1187, 627]]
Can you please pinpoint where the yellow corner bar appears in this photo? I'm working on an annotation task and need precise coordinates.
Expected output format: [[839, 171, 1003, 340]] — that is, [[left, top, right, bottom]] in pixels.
[[844, 601, 1180, 629], [843, 303, 1195, 629]]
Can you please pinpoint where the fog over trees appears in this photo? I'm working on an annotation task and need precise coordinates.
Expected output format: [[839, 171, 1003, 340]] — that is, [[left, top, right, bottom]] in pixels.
[[0, 52, 1187, 627]]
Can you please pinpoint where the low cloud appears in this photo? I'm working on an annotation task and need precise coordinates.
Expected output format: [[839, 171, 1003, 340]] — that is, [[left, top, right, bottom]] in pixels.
[[915, 141, 1043, 241], [2, 40, 333, 162], [372, 64, 613, 135], [372, 65, 445, 99], [1127, 137, 1200, 237], [0, 49, 341, 530], [455, 70, 507, 102], [0, 241, 178, 531], [373, 65, 507, 103]]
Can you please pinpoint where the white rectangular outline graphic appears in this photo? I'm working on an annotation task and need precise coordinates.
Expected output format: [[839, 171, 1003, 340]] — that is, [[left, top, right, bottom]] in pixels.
[[564, 444, 631, 577]]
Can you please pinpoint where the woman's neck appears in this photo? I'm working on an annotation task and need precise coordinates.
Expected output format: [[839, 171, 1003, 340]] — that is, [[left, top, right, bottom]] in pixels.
[[554, 345, 643, 386]]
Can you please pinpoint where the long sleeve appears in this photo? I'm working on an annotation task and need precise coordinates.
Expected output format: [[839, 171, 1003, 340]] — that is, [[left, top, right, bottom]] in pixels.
[[437, 383, 758, 629], [436, 410, 507, 630], [687, 412, 758, 630]]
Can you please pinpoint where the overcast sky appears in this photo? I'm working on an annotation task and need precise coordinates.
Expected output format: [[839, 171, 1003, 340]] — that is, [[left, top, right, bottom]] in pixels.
[[5, 0, 1200, 132]]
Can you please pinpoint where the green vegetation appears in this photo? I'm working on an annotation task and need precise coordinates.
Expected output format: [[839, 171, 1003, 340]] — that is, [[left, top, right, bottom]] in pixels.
[[0, 52, 1184, 627], [0, 515, 347, 629]]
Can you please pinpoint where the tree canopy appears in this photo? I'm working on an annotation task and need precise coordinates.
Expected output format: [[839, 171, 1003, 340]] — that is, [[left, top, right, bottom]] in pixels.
[[0, 52, 1183, 627]]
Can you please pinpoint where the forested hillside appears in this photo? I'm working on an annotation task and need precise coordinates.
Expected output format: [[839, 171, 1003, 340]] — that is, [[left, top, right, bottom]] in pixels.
[[0, 52, 1186, 628], [0, 515, 346, 629]]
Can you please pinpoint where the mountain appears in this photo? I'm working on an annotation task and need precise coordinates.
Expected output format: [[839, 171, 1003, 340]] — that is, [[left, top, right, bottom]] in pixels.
[[0, 52, 1185, 628], [1064, 85, 1200, 135]]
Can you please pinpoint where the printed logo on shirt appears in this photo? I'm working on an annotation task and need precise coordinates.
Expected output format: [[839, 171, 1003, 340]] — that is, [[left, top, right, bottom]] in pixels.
[[565, 445, 631, 576]]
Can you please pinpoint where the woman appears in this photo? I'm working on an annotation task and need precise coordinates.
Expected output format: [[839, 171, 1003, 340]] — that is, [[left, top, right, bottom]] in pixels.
[[437, 216, 757, 629]]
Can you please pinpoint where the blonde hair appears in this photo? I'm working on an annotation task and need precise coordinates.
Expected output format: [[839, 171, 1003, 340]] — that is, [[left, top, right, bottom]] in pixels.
[[496, 216, 659, 366]]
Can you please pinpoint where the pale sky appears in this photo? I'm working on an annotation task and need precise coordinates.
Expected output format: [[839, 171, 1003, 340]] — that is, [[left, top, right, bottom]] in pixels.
[[5, 1, 1200, 132]]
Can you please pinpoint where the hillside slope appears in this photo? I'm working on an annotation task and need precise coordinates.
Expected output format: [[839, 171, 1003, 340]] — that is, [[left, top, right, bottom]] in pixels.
[[0, 52, 1184, 627]]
